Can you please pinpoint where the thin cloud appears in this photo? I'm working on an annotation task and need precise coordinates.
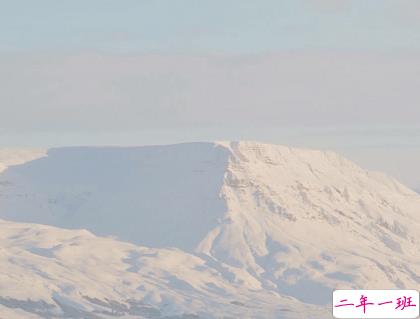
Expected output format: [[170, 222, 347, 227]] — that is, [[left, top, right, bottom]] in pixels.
[[1, 51, 419, 132]]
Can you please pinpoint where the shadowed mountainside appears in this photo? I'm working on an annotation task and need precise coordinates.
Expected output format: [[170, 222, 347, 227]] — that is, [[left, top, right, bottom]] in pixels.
[[0, 142, 419, 318], [0, 143, 229, 250]]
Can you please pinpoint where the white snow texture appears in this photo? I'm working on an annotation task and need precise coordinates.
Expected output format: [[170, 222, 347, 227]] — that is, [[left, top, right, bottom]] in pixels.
[[0, 142, 419, 318]]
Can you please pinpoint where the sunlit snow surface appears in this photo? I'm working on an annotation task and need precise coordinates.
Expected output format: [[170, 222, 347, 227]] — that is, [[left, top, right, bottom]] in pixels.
[[0, 142, 419, 318]]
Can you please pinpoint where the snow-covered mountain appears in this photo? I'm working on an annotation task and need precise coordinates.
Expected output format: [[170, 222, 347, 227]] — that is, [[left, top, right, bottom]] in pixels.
[[0, 142, 419, 318]]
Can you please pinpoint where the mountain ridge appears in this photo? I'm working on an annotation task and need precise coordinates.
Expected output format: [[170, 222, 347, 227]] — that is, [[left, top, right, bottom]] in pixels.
[[0, 141, 419, 318]]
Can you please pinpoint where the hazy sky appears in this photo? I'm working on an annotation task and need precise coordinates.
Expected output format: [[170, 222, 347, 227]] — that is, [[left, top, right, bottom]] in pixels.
[[0, 0, 419, 188], [2, 0, 420, 52]]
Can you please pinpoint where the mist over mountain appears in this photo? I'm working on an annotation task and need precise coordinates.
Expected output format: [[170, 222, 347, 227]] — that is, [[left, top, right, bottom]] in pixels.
[[0, 142, 419, 318]]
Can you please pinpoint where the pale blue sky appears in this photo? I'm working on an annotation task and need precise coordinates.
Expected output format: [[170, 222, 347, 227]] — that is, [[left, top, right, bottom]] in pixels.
[[1, 0, 420, 53], [0, 1, 419, 188]]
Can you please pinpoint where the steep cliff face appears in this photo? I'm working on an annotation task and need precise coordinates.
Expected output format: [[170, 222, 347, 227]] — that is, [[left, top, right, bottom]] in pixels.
[[0, 142, 419, 318], [198, 142, 420, 305]]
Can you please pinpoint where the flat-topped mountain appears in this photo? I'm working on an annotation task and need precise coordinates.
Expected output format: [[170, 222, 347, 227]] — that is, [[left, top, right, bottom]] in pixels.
[[0, 142, 419, 318]]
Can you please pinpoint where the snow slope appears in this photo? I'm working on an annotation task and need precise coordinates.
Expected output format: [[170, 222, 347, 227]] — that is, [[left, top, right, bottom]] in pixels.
[[199, 142, 420, 304], [0, 219, 327, 319], [0, 142, 419, 318], [0, 144, 229, 250], [0, 148, 46, 174]]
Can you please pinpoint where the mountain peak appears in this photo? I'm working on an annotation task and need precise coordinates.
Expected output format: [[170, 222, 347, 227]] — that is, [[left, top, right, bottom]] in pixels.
[[0, 142, 419, 317]]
